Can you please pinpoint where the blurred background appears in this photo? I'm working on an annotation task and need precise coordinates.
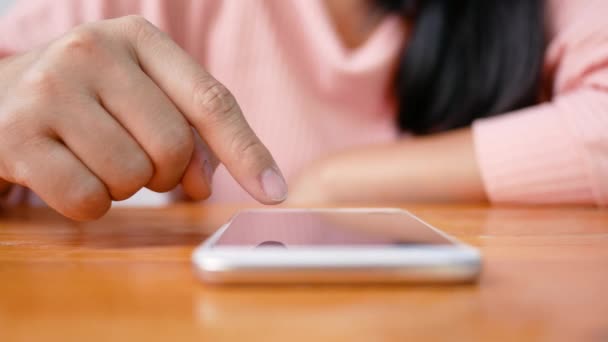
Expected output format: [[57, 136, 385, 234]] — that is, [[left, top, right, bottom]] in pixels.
[[0, 0, 12, 13]]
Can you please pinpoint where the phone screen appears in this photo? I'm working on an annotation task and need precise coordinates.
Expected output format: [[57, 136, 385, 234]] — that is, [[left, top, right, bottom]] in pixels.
[[212, 210, 454, 248]]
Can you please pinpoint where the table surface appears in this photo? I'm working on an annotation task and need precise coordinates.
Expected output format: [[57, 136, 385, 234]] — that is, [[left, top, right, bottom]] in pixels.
[[0, 204, 607, 342]]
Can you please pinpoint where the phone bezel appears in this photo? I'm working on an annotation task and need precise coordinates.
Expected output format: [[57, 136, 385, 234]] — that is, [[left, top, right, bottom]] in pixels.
[[192, 208, 481, 284]]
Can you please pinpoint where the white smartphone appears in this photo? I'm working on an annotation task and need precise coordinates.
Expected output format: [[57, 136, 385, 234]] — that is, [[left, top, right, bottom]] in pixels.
[[192, 208, 481, 284]]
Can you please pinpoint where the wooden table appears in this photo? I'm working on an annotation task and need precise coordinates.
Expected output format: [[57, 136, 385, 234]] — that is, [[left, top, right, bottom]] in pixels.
[[0, 204, 607, 341]]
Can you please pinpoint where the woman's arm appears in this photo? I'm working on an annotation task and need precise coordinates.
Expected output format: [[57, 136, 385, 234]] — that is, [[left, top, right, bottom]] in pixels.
[[470, 0, 608, 206], [289, 128, 487, 204], [292, 0, 608, 207]]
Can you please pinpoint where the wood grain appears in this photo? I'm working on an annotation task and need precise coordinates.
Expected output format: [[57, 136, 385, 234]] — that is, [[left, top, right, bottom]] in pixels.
[[0, 204, 607, 341]]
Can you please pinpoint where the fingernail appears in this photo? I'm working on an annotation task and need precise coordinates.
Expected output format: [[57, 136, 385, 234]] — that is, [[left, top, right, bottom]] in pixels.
[[260, 167, 288, 202], [203, 159, 214, 185]]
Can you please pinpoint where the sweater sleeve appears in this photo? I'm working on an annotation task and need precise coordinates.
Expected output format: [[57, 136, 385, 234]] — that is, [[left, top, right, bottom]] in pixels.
[[0, 0, 214, 57], [472, 0, 608, 206], [0, 0, 134, 56]]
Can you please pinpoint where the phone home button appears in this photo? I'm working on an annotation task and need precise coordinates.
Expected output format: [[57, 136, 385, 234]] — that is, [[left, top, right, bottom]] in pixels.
[[255, 240, 287, 248]]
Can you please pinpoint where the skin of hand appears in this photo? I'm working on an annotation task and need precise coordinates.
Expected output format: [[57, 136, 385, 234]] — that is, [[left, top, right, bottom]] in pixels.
[[287, 128, 488, 205], [0, 16, 287, 220]]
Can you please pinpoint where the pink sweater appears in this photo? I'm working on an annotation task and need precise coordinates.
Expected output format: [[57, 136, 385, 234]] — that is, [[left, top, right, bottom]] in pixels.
[[0, 0, 606, 206]]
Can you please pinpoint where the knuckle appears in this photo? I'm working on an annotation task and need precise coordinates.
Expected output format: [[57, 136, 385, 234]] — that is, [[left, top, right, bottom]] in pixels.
[[64, 177, 110, 220], [57, 28, 105, 59], [127, 151, 155, 183], [3, 137, 47, 185], [156, 124, 194, 165], [111, 153, 153, 200], [193, 80, 239, 124], [232, 133, 261, 159], [20, 68, 63, 98], [147, 124, 193, 191], [229, 127, 272, 167], [124, 15, 164, 45], [124, 15, 153, 30]]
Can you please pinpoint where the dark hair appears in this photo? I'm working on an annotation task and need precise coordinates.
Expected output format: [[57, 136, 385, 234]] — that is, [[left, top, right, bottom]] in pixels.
[[376, 0, 546, 134]]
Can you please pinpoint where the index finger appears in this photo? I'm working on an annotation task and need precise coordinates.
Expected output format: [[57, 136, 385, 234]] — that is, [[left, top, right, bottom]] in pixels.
[[117, 16, 287, 203]]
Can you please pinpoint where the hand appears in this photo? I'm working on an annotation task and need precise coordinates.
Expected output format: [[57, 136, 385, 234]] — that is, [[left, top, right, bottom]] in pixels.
[[0, 16, 287, 220]]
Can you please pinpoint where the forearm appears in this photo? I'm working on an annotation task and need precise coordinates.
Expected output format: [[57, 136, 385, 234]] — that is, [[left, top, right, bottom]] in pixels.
[[292, 128, 487, 204]]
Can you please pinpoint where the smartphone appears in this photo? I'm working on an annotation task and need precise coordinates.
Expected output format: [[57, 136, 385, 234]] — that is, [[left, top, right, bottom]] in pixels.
[[192, 208, 481, 284]]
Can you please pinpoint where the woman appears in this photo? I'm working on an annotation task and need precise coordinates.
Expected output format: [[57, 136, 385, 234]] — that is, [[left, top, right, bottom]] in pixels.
[[0, 0, 605, 220]]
